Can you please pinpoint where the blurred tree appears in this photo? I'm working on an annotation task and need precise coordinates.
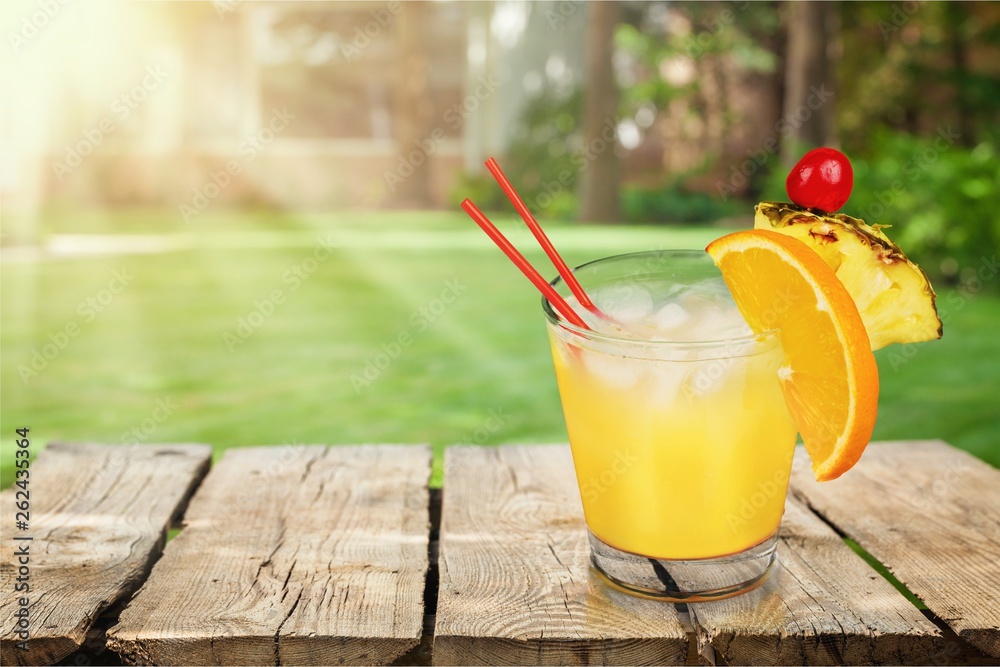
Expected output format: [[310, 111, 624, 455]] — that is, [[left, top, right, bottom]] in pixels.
[[837, 1, 1000, 152], [391, 3, 436, 207], [579, 1, 622, 222], [502, 89, 585, 218], [614, 2, 780, 195], [781, 0, 837, 162], [944, 1, 975, 146]]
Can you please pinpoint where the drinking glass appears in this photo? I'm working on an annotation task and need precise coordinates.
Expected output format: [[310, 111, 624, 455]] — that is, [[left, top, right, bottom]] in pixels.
[[543, 250, 797, 600]]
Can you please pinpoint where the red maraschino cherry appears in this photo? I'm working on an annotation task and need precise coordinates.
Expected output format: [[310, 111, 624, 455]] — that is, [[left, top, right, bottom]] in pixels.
[[786, 147, 854, 213]]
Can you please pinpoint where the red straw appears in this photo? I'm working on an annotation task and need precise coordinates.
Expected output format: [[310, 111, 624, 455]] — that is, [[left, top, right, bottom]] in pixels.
[[461, 199, 590, 329], [484, 157, 602, 314]]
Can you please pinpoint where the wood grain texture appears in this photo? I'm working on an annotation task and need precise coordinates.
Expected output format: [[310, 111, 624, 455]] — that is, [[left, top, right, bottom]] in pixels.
[[690, 490, 943, 665], [790, 440, 1000, 658], [0, 442, 211, 666], [106, 445, 430, 666], [434, 446, 688, 666]]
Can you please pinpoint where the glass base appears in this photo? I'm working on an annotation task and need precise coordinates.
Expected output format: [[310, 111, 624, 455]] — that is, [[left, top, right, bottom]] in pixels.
[[589, 530, 778, 602]]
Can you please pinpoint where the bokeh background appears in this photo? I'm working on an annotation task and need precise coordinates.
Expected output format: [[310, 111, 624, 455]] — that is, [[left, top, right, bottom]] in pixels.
[[2, 0, 998, 486]]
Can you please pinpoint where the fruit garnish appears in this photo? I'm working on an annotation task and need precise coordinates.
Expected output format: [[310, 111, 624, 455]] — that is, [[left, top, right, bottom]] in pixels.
[[754, 202, 942, 350], [786, 147, 854, 213], [706, 229, 879, 482]]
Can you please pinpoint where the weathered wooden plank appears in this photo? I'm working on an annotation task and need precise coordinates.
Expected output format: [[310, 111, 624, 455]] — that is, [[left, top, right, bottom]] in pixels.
[[433, 445, 688, 666], [107, 445, 430, 666], [790, 440, 1000, 658], [0, 442, 211, 666], [689, 487, 944, 665]]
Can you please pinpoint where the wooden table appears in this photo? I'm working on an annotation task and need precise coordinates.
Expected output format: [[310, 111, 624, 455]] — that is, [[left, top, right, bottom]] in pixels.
[[2, 440, 998, 666]]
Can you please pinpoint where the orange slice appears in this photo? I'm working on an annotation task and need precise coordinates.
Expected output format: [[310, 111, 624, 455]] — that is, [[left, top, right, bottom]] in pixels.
[[706, 229, 879, 481]]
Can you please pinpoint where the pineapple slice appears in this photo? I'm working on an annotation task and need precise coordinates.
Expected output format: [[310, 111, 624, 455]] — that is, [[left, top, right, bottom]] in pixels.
[[754, 202, 942, 351]]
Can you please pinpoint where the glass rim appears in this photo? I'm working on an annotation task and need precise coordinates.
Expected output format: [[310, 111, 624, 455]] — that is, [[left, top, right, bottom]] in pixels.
[[541, 249, 781, 351]]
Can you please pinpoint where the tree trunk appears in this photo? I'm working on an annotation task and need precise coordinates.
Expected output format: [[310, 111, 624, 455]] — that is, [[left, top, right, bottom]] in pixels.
[[947, 2, 974, 146], [579, 1, 621, 223], [780, 1, 837, 164], [392, 3, 435, 207]]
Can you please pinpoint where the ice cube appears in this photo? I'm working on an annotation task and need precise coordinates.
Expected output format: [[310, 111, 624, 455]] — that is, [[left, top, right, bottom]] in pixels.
[[577, 307, 606, 332], [595, 284, 654, 324], [582, 350, 644, 389], [677, 279, 731, 312], [683, 306, 753, 342], [645, 362, 688, 404], [575, 310, 641, 339], [648, 302, 690, 334], [683, 357, 746, 402]]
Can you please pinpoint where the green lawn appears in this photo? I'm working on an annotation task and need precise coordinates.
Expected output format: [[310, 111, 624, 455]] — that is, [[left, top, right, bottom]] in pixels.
[[2, 208, 997, 487]]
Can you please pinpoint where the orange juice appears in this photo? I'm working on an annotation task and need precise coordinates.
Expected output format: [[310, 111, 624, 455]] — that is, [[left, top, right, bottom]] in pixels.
[[548, 331, 796, 560]]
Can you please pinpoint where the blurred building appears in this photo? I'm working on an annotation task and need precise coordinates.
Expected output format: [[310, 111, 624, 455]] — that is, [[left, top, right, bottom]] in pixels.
[[2, 1, 588, 215]]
